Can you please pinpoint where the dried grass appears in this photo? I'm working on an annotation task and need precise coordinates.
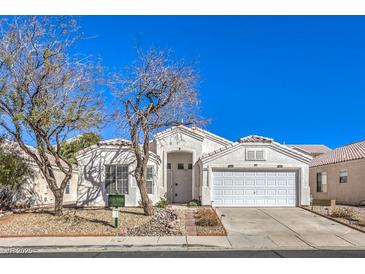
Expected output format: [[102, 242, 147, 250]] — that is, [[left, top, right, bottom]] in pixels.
[[331, 207, 356, 220], [194, 208, 220, 227]]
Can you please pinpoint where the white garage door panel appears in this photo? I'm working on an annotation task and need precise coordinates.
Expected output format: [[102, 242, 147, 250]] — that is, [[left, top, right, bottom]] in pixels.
[[212, 171, 297, 207]]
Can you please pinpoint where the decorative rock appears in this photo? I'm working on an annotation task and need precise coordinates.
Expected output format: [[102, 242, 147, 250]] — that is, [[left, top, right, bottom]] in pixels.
[[127, 208, 182, 236]]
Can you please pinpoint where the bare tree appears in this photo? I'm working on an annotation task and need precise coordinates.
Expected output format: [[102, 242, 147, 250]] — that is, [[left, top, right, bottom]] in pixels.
[[113, 49, 202, 216], [0, 16, 104, 216]]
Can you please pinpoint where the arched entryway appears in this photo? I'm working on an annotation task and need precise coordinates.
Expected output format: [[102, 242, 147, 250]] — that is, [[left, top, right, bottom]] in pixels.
[[166, 151, 193, 203]]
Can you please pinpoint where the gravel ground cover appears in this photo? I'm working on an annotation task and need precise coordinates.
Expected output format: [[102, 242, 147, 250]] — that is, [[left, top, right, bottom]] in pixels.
[[0, 207, 185, 236], [304, 205, 365, 232], [127, 208, 184, 236]]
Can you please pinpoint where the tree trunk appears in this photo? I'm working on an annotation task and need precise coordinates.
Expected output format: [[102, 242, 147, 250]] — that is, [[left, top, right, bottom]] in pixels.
[[137, 175, 154, 216], [53, 189, 64, 216]]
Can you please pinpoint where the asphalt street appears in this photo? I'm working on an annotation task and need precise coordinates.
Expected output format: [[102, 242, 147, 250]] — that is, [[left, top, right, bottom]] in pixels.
[[1, 249, 365, 258]]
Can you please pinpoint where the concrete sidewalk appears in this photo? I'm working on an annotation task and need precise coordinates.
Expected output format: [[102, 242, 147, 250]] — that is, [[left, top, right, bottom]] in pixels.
[[0, 236, 232, 253], [1, 234, 365, 254]]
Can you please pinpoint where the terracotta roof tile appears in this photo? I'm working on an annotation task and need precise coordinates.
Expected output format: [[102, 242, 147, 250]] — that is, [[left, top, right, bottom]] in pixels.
[[310, 140, 365, 167], [238, 135, 273, 143], [287, 145, 331, 155]]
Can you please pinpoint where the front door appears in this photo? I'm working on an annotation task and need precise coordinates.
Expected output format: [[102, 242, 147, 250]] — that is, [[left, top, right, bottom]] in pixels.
[[172, 166, 192, 203]]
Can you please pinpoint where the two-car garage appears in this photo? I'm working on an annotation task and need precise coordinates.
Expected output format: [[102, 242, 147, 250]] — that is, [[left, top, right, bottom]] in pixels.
[[200, 135, 311, 207], [211, 170, 298, 207]]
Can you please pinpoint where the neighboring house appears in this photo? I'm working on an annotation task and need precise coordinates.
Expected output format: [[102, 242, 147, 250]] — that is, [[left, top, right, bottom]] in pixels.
[[76, 126, 312, 207], [1, 141, 78, 206], [309, 140, 365, 205], [24, 147, 79, 206], [287, 145, 331, 158]]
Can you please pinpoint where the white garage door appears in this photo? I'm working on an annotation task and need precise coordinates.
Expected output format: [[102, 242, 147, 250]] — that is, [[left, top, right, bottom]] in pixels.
[[212, 170, 297, 207]]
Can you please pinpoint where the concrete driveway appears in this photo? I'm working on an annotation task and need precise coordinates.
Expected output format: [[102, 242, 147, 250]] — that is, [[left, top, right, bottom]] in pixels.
[[216, 207, 365, 250]]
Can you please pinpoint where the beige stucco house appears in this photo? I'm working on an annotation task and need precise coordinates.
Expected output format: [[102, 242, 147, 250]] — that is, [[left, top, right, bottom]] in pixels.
[[76, 126, 312, 208], [1, 141, 78, 207], [26, 161, 78, 206], [309, 140, 365, 205]]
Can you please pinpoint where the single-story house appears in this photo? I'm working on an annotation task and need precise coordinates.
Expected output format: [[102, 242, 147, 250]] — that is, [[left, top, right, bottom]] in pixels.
[[309, 140, 365, 206], [76, 126, 312, 207], [286, 144, 331, 158]]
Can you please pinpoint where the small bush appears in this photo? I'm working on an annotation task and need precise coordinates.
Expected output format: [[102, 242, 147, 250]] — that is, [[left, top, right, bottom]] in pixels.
[[195, 208, 220, 226], [187, 199, 201, 207], [358, 218, 365, 227], [155, 197, 169, 208], [330, 207, 356, 220]]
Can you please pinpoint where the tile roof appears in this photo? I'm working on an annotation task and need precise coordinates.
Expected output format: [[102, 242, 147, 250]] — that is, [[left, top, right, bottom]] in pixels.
[[201, 134, 312, 163], [201, 143, 236, 159], [202, 135, 275, 160], [76, 138, 160, 161], [1, 140, 71, 169], [191, 126, 233, 145], [287, 145, 331, 155], [310, 140, 365, 167], [238, 135, 273, 143]]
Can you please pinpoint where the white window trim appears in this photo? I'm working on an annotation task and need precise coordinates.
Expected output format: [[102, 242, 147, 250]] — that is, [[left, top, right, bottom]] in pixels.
[[245, 149, 266, 161], [146, 165, 154, 195], [316, 171, 328, 193], [339, 169, 348, 184], [105, 164, 129, 195]]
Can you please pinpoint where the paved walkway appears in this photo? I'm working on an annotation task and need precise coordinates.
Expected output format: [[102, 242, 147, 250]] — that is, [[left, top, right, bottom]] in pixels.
[[185, 209, 198, 236]]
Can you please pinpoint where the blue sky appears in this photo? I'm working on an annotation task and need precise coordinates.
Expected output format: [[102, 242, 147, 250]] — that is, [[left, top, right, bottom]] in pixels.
[[78, 16, 365, 149]]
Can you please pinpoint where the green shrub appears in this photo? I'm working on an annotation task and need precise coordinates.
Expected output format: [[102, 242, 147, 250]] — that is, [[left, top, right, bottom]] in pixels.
[[330, 207, 356, 220], [195, 208, 220, 226], [187, 199, 201, 207], [156, 197, 169, 208]]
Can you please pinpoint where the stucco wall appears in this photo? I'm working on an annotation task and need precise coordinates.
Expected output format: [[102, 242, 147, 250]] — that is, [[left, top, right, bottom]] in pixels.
[[76, 146, 159, 207], [309, 158, 365, 205], [26, 164, 78, 206], [155, 127, 228, 201], [200, 144, 310, 206]]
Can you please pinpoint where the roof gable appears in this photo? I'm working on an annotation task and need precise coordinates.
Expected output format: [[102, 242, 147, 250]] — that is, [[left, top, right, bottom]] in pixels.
[[201, 135, 312, 164], [155, 125, 232, 146]]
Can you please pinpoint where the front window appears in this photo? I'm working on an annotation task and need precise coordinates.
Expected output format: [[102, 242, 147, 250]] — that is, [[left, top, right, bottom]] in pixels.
[[339, 170, 348, 183], [317, 172, 327, 192], [146, 166, 154, 194], [65, 181, 70, 194], [177, 163, 184, 170], [105, 165, 129, 194]]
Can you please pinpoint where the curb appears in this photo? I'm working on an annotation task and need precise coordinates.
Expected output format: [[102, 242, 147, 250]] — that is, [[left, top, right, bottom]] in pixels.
[[0, 234, 122, 238], [0, 243, 232, 253]]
